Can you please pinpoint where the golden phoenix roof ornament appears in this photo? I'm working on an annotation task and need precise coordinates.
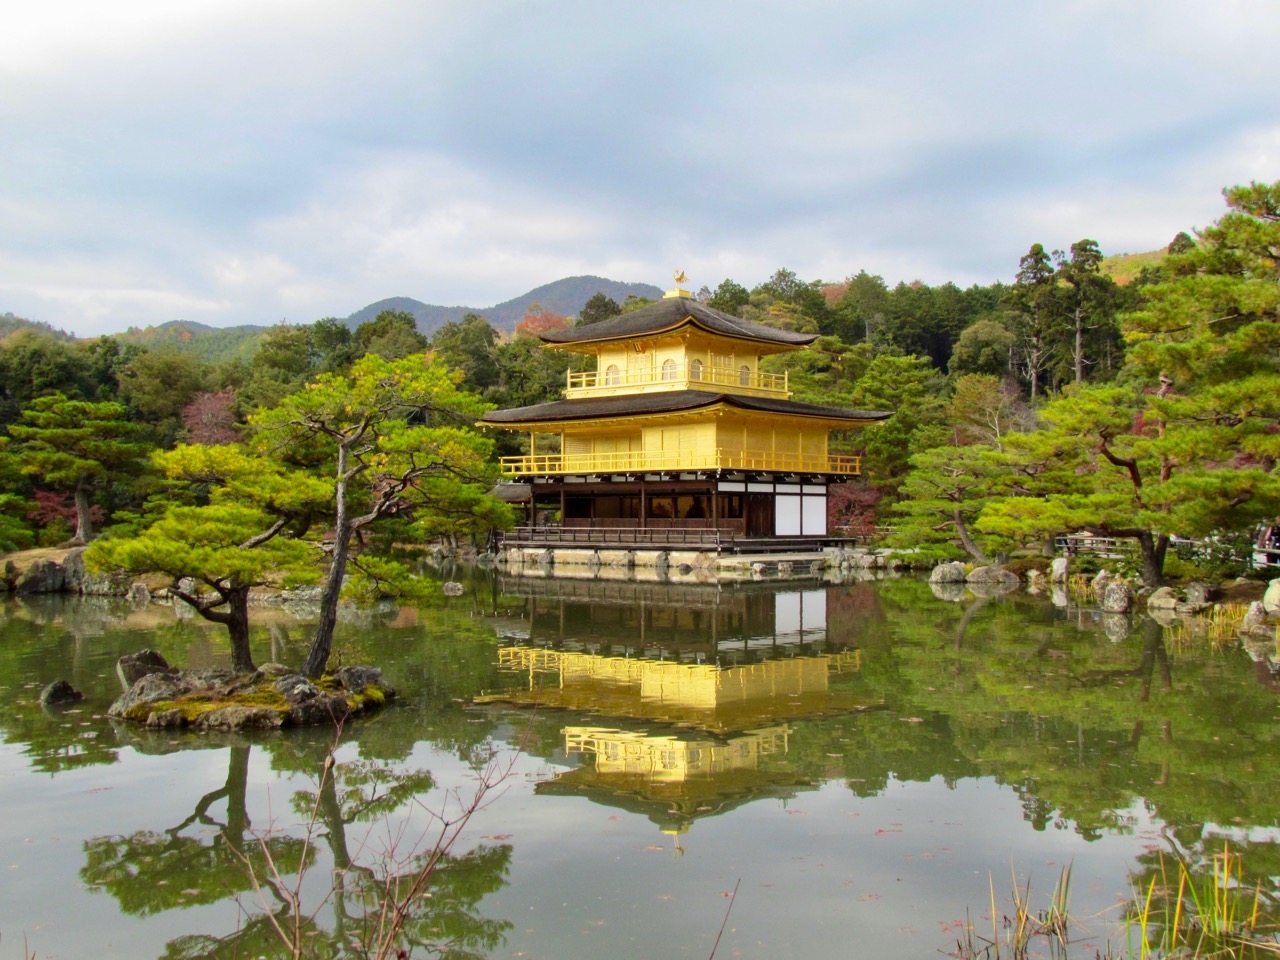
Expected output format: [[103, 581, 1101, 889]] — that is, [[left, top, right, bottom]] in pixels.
[[665, 268, 693, 299]]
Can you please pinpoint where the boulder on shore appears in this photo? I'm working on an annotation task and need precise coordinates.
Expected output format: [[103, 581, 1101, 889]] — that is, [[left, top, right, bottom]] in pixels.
[[966, 565, 1020, 585], [929, 561, 967, 584], [1264, 578, 1280, 615], [15, 559, 65, 595]]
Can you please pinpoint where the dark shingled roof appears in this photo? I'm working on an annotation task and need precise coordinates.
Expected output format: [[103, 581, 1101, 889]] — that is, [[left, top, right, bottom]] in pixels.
[[481, 389, 892, 425], [541, 297, 817, 347]]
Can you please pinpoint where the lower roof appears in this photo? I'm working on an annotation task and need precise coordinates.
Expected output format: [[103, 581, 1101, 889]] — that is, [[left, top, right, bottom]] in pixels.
[[480, 389, 892, 426]]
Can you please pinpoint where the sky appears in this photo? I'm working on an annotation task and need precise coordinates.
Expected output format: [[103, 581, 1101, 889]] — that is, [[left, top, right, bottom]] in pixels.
[[3, 1, 1278, 338]]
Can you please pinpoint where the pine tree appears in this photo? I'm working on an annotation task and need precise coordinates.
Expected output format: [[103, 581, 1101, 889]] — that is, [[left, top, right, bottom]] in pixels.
[[9, 393, 147, 542]]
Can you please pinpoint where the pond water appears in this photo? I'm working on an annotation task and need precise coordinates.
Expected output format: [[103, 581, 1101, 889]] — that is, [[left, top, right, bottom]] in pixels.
[[2, 570, 1278, 960]]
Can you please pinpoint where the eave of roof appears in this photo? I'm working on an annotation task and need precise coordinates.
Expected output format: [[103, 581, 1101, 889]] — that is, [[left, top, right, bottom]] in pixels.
[[480, 389, 893, 426], [541, 298, 817, 348]]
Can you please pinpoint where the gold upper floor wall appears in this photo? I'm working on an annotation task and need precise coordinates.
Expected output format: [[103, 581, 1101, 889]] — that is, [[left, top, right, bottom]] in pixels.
[[562, 331, 791, 400]]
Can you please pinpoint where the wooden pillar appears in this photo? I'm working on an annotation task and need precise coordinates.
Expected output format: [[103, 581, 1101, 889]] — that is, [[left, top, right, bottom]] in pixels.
[[640, 479, 647, 529]]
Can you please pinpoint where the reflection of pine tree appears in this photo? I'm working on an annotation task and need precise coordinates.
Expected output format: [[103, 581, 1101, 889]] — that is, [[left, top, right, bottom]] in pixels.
[[81, 745, 311, 918], [82, 736, 514, 960]]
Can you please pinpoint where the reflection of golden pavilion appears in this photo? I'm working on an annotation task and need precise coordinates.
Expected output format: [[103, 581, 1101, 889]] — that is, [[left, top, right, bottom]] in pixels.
[[496, 575, 858, 656], [481, 647, 866, 731], [478, 578, 879, 835], [538, 724, 809, 835], [565, 724, 789, 780]]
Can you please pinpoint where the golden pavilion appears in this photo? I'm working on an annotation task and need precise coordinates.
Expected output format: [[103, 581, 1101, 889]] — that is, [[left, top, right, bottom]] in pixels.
[[481, 277, 892, 548]]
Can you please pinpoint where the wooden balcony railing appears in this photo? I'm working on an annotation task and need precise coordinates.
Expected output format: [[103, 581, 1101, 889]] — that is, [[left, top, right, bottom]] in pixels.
[[566, 365, 788, 396], [499, 449, 861, 476]]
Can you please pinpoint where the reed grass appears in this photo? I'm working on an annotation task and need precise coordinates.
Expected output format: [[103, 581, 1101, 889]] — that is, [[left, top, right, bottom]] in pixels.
[[1128, 843, 1280, 959], [1066, 573, 1098, 598], [949, 863, 1077, 960], [950, 847, 1280, 960], [1163, 602, 1252, 649]]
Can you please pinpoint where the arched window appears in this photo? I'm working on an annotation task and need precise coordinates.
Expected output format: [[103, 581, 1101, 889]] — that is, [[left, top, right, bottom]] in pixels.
[[689, 358, 703, 380], [661, 358, 677, 380], [604, 364, 621, 386], [739, 365, 751, 386]]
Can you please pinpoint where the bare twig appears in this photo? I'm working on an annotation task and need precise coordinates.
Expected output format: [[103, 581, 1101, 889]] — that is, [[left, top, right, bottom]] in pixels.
[[707, 878, 741, 960]]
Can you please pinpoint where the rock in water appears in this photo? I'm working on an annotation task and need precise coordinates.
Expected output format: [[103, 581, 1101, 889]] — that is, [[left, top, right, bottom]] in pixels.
[[335, 665, 394, 698], [39, 679, 83, 706], [1184, 581, 1215, 605], [1241, 601, 1270, 636], [1100, 582, 1132, 613], [109, 673, 190, 719], [275, 674, 322, 704], [117, 649, 172, 689]]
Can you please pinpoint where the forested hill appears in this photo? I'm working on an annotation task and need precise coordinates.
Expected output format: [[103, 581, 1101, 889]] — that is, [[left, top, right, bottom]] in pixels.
[[345, 275, 663, 335], [113, 320, 270, 364], [0, 313, 76, 342]]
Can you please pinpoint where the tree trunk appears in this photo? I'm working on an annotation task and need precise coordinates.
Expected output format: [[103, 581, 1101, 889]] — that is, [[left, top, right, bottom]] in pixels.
[[305, 443, 352, 678], [74, 486, 94, 543], [1074, 306, 1085, 384], [1136, 531, 1169, 588], [225, 587, 256, 674], [172, 582, 256, 673], [954, 511, 991, 564]]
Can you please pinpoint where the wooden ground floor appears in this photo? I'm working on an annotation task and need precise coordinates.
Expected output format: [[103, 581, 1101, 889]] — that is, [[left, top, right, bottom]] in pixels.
[[494, 472, 845, 554]]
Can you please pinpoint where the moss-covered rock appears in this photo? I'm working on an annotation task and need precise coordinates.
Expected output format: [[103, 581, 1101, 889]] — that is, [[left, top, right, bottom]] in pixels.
[[108, 656, 395, 730]]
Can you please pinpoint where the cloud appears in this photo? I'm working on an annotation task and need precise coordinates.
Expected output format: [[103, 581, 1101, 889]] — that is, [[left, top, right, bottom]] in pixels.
[[3, 1, 1279, 336]]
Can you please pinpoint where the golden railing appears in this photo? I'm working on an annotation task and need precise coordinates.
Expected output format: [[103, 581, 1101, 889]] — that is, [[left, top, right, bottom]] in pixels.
[[566, 366, 788, 395], [499, 449, 861, 476]]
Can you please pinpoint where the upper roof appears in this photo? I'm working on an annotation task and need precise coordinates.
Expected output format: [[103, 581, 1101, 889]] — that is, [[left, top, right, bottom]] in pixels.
[[480, 389, 892, 426], [541, 297, 817, 348]]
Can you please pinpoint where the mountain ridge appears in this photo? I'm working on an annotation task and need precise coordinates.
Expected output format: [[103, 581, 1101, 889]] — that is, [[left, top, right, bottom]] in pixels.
[[345, 275, 664, 334], [1, 276, 664, 363]]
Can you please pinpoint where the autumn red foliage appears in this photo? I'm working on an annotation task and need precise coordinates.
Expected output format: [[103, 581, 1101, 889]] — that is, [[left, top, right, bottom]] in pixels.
[[827, 481, 882, 539], [182, 388, 240, 445], [515, 304, 570, 338], [28, 490, 102, 527]]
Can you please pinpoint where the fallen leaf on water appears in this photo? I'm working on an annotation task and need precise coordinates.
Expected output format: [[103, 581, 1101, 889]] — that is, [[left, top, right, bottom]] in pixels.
[[642, 845, 664, 852], [720, 890, 735, 897]]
